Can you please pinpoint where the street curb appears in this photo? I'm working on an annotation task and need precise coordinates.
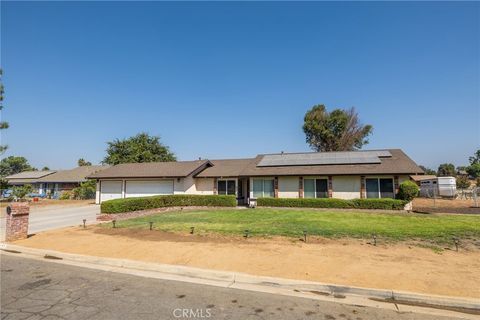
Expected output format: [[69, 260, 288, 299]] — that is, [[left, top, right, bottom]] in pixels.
[[1, 243, 479, 313]]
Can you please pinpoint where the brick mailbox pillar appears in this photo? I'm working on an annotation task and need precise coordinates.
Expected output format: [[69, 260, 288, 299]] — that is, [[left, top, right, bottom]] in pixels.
[[5, 202, 30, 242]]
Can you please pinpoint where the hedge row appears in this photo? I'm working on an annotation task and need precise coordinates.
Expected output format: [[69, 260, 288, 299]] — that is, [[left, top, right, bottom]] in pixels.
[[101, 194, 237, 214], [256, 197, 407, 210]]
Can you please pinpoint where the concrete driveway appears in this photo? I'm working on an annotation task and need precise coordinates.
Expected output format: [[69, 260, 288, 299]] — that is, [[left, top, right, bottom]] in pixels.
[[28, 204, 100, 234], [1, 203, 99, 241]]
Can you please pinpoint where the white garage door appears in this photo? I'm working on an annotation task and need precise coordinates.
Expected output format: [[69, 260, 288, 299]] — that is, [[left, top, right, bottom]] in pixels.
[[125, 180, 174, 198], [100, 181, 123, 203]]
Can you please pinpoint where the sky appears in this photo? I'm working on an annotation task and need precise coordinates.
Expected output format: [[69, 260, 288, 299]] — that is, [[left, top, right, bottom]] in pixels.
[[1, 1, 479, 170]]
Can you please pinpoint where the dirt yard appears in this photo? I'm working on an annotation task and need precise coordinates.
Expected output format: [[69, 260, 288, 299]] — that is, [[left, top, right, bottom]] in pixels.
[[13, 226, 480, 299], [413, 197, 480, 214]]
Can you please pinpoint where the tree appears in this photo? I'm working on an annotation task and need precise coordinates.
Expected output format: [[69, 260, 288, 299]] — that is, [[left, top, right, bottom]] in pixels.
[[303, 105, 373, 152], [77, 158, 92, 166], [72, 180, 96, 199], [437, 163, 456, 177], [42, 166, 50, 171], [466, 163, 480, 178], [0, 69, 8, 154], [419, 165, 436, 175], [466, 150, 480, 178], [456, 176, 471, 190], [469, 149, 480, 165], [0, 156, 36, 177], [103, 132, 176, 165]]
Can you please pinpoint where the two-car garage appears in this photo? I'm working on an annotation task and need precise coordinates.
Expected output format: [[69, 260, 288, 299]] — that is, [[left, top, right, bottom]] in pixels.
[[99, 180, 174, 203], [90, 160, 213, 204]]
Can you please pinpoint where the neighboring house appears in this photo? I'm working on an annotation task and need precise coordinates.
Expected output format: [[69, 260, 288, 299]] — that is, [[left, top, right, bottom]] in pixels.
[[6, 166, 108, 197], [4, 171, 56, 194], [88, 149, 424, 204]]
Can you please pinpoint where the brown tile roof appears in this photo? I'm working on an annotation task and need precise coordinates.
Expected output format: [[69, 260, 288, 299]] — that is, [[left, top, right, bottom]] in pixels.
[[38, 166, 109, 183], [88, 161, 211, 179], [88, 149, 423, 180], [197, 149, 424, 177], [6, 171, 56, 180], [6, 171, 56, 185]]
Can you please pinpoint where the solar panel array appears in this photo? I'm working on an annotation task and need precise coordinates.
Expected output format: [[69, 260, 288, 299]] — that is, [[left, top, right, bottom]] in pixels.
[[257, 150, 392, 167]]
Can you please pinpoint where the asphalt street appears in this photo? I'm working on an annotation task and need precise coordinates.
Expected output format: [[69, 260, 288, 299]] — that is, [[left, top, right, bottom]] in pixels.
[[0, 254, 461, 320]]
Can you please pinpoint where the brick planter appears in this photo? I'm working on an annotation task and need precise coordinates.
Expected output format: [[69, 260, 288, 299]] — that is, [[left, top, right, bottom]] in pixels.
[[5, 202, 30, 242]]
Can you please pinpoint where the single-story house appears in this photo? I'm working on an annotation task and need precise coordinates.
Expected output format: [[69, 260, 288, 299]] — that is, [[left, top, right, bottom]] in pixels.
[[88, 149, 424, 204], [6, 166, 108, 197], [5, 171, 56, 194]]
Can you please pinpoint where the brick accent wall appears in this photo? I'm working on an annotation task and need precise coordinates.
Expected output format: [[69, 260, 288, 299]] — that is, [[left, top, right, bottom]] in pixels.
[[5, 202, 30, 242], [394, 175, 399, 195], [360, 176, 366, 199], [274, 177, 279, 198], [213, 178, 218, 195], [328, 176, 333, 198], [299, 177, 304, 198]]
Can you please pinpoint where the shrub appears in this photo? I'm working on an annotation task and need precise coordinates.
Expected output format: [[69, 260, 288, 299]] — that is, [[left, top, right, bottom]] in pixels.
[[256, 197, 355, 209], [101, 194, 237, 213], [476, 177, 480, 187], [396, 180, 419, 202], [72, 180, 96, 200], [12, 184, 33, 199], [59, 191, 73, 200], [257, 197, 407, 210], [350, 198, 407, 210]]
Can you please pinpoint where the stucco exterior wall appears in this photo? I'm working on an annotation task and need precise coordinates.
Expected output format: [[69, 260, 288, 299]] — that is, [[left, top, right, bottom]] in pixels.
[[332, 176, 361, 199], [182, 176, 197, 194], [194, 178, 215, 195], [278, 176, 299, 198], [95, 174, 413, 204]]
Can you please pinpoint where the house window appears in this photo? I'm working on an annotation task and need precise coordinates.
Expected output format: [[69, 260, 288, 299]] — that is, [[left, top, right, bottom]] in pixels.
[[217, 180, 236, 195], [252, 179, 274, 198], [304, 178, 328, 198], [366, 178, 394, 198]]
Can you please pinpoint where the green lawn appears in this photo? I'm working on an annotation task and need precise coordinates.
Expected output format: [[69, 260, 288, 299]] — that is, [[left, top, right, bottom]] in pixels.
[[108, 208, 480, 242]]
